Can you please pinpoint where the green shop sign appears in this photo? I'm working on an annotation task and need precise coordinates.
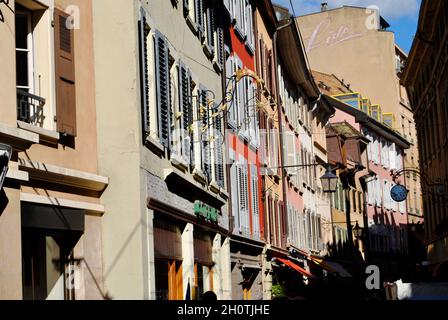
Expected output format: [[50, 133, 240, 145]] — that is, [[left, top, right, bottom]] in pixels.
[[194, 201, 219, 223]]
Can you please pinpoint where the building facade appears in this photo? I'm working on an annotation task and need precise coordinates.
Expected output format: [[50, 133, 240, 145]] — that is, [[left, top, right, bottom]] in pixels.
[[0, 0, 108, 300], [93, 0, 231, 300], [297, 5, 423, 227], [328, 88, 412, 281], [402, 0, 448, 280], [222, 0, 264, 300]]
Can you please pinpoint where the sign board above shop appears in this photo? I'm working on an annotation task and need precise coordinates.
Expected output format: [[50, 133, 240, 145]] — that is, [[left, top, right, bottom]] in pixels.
[[194, 201, 219, 224]]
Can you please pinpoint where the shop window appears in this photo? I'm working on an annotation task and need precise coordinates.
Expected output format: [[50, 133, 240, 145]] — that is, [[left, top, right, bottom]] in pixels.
[[22, 228, 80, 300], [155, 259, 183, 301], [194, 263, 213, 300]]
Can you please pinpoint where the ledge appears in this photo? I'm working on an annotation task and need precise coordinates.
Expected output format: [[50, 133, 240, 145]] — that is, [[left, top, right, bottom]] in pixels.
[[20, 193, 105, 215], [17, 121, 59, 145], [18, 159, 109, 192], [163, 168, 226, 206], [6, 169, 29, 182], [0, 122, 38, 151]]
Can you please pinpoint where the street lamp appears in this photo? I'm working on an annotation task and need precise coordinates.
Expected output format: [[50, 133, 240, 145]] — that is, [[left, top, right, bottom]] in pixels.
[[352, 222, 364, 239], [0, 143, 12, 190], [320, 166, 338, 193]]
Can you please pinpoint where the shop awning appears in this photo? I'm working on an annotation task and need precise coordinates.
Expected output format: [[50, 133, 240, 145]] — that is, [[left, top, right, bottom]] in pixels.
[[309, 256, 339, 275], [276, 258, 317, 279], [323, 261, 352, 278]]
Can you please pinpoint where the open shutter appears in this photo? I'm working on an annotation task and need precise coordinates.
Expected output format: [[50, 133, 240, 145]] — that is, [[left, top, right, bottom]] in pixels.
[[205, 2, 215, 51], [250, 165, 260, 240], [179, 63, 193, 164], [54, 9, 76, 137], [213, 104, 225, 188], [214, 6, 224, 69], [195, 0, 204, 33], [138, 10, 150, 138], [230, 162, 240, 234], [199, 88, 211, 180], [154, 31, 171, 148]]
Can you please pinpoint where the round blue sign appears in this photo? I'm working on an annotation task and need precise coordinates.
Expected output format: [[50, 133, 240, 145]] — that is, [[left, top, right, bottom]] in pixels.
[[391, 184, 408, 202]]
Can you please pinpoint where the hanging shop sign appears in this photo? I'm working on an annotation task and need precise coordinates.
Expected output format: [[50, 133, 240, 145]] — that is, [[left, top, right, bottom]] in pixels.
[[390, 184, 408, 203]]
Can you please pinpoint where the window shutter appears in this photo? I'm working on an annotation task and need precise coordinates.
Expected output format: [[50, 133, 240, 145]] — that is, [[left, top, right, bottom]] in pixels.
[[213, 104, 225, 188], [199, 88, 211, 180], [206, 2, 215, 52], [195, 0, 204, 33], [54, 8, 76, 137], [154, 31, 171, 148], [231, 162, 240, 234], [183, 0, 189, 12], [138, 10, 150, 138], [214, 24, 224, 68], [250, 165, 259, 239], [179, 63, 193, 164]]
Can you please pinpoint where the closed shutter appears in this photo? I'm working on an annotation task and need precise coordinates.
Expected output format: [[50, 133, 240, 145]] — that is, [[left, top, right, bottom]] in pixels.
[[154, 31, 171, 148], [195, 0, 204, 33], [179, 63, 193, 164], [138, 10, 150, 138], [54, 9, 76, 137], [199, 88, 211, 180], [183, 0, 189, 12], [213, 104, 225, 188]]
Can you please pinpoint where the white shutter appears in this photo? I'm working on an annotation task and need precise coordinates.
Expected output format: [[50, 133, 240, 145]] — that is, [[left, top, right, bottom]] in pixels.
[[247, 3, 254, 49], [251, 165, 260, 240], [390, 143, 397, 170], [231, 162, 240, 234]]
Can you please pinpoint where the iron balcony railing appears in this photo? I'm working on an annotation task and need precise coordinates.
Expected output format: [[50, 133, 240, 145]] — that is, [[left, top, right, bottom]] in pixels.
[[17, 89, 46, 127]]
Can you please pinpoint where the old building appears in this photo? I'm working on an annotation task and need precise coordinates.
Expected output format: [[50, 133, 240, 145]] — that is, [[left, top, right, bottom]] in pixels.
[[328, 86, 412, 282], [297, 5, 423, 228], [0, 0, 108, 300], [222, 0, 264, 300], [402, 0, 448, 280], [93, 0, 231, 300]]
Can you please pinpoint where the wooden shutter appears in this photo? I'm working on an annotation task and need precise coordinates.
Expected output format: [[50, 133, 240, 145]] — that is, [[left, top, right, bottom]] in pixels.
[[154, 31, 171, 148], [199, 89, 211, 180], [179, 63, 193, 164], [54, 9, 76, 137], [195, 0, 204, 32], [138, 10, 150, 137], [213, 104, 225, 188], [206, 3, 215, 51], [230, 162, 240, 234]]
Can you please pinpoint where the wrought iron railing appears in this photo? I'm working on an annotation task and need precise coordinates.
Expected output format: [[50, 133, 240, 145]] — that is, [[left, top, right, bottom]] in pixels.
[[17, 89, 46, 127]]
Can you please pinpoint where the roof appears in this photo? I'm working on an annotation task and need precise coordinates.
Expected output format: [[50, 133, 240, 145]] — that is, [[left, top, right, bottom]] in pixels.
[[326, 96, 411, 150], [327, 122, 363, 139], [297, 5, 390, 29], [312, 70, 353, 96]]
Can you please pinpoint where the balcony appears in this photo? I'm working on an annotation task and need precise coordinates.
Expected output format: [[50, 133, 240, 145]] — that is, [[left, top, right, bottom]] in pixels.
[[17, 89, 45, 127]]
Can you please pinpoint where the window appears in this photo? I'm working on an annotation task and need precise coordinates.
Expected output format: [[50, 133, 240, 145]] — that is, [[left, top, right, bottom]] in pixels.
[[155, 260, 183, 300], [250, 164, 260, 240], [16, 6, 34, 94]]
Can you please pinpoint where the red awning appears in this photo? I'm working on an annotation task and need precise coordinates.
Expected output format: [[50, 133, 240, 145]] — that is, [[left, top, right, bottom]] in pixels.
[[276, 258, 317, 279]]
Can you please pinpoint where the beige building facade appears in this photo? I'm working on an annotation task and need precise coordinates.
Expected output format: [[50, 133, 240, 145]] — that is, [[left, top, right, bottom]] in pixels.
[[92, 0, 231, 300], [0, 0, 108, 300], [297, 5, 423, 229]]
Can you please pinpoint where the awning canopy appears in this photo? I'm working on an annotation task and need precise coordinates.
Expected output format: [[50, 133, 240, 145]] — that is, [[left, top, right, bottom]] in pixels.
[[309, 256, 339, 275], [276, 258, 317, 279], [323, 261, 353, 278]]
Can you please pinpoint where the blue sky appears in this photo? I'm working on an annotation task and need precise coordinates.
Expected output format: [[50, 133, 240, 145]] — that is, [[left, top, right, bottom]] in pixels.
[[274, 0, 421, 53]]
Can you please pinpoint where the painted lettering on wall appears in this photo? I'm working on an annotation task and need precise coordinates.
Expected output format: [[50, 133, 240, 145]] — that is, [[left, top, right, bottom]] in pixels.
[[305, 18, 363, 53]]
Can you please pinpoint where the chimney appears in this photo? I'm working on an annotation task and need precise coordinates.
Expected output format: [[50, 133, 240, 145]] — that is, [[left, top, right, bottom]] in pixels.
[[321, 3, 328, 11]]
